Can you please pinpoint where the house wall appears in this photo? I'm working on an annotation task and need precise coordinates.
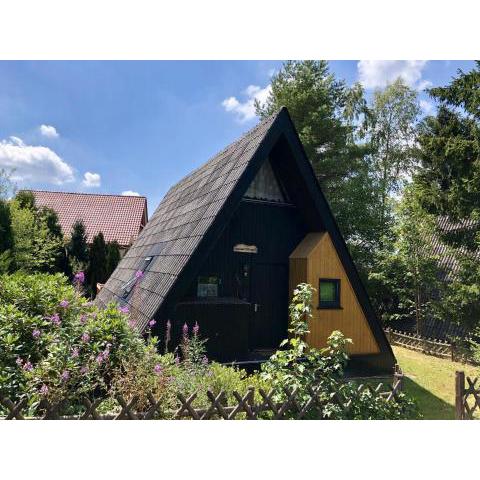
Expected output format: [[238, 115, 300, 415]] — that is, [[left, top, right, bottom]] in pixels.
[[289, 232, 380, 355]]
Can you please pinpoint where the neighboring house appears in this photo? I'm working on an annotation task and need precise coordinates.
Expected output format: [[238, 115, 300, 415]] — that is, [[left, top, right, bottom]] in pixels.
[[396, 216, 479, 340], [29, 190, 148, 255], [97, 107, 396, 375]]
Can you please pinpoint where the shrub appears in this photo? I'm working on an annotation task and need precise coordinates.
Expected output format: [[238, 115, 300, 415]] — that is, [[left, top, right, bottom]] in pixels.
[[0, 272, 146, 412], [261, 282, 418, 419]]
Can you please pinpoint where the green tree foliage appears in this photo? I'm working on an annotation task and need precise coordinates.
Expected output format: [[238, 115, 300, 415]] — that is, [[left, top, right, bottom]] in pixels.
[[9, 199, 64, 273], [0, 200, 13, 253], [67, 220, 89, 273], [255, 61, 378, 249], [369, 187, 445, 331], [364, 78, 420, 234], [416, 61, 480, 247], [106, 241, 121, 277], [87, 231, 108, 295]]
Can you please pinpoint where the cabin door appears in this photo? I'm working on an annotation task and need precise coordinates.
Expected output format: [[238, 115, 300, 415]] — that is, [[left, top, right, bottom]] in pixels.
[[250, 263, 288, 350]]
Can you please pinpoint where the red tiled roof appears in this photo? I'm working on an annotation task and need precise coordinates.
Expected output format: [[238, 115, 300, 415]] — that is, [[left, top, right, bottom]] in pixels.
[[29, 190, 148, 247]]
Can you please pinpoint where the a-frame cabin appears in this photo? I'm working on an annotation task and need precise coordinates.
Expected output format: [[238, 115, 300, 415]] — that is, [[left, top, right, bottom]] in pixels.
[[97, 107, 396, 375]]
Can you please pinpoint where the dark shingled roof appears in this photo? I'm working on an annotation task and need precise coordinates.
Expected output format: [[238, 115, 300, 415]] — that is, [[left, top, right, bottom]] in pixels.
[[96, 110, 279, 330]]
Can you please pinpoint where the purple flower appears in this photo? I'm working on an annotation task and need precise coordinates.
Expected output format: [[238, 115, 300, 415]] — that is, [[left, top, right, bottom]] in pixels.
[[81, 332, 90, 343], [80, 366, 88, 375], [79, 314, 88, 324], [32, 329, 41, 339], [16, 357, 23, 367], [39, 384, 49, 396], [102, 348, 110, 360], [165, 320, 172, 351], [49, 313, 61, 326], [71, 347, 79, 358], [135, 270, 144, 280], [128, 319, 136, 328], [148, 319, 156, 328], [182, 323, 189, 337], [96, 353, 104, 365], [154, 364, 163, 375], [60, 370, 70, 382], [174, 355, 180, 365], [59, 300, 69, 308], [193, 321, 200, 336], [23, 361, 33, 372], [74, 271, 85, 284], [119, 305, 129, 314]]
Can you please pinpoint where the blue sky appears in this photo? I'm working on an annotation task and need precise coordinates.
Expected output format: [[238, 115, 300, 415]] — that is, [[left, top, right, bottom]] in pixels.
[[0, 60, 475, 212]]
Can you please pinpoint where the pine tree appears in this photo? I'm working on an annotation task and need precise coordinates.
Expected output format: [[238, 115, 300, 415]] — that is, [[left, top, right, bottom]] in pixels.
[[68, 219, 89, 272], [106, 241, 121, 277], [88, 231, 107, 296], [0, 199, 13, 253]]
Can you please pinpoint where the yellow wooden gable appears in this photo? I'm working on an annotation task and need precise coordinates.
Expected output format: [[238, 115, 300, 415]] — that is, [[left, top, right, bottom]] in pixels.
[[289, 232, 379, 355]]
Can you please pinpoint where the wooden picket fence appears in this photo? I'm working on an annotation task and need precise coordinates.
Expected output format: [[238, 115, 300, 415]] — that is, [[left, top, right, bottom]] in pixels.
[[385, 328, 458, 361], [455, 371, 480, 420], [0, 370, 404, 420]]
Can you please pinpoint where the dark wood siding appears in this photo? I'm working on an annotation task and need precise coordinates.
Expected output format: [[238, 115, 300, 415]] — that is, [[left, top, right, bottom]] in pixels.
[[173, 199, 307, 359]]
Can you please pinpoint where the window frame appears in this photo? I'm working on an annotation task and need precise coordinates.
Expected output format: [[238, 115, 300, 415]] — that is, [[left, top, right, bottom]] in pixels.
[[318, 278, 341, 309]]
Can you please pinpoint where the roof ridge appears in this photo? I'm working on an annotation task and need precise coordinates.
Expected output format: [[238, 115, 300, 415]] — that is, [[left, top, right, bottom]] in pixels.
[[24, 189, 147, 199]]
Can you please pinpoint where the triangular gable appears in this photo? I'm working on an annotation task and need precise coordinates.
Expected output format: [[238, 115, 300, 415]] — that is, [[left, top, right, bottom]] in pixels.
[[244, 158, 288, 203], [97, 107, 395, 372]]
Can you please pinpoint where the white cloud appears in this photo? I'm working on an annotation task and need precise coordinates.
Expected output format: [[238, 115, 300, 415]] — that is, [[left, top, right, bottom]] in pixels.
[[420, 99, 434, 115], [39, 124, 59, 138], [357, 61, 430, 90], [82, 171, 101, 188], [0, 136, 74, 185], [222, 84, 272, 122], [121, 190, 140, 196]]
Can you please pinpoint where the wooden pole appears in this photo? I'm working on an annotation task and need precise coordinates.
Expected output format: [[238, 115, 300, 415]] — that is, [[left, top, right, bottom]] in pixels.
[[455, 371, 465, 420]]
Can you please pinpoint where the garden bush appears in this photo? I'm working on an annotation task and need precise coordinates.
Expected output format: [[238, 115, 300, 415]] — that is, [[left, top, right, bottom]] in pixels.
[[0, 272, 146, 412]]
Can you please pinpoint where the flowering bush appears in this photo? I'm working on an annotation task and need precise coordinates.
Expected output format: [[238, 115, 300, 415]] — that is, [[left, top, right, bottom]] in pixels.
[[0, 272, 146, 411]]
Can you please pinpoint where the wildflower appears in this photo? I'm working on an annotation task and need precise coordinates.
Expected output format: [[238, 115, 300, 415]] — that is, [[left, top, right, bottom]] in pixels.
[[165, 319, 172, 352], [32, 329, 41, 339], [49, 313, 61, 326], [74, 271, 85, 284], [154, 364, 163, 375], [96, 353, 105, 364], [128, 319, 136, 328], [79, 314, 88, 324], [119, 305, 129, 314], [16, 357, 23, 367], [80, 366, 88, 375], [182, 323, 189, 338], [59, 300, 69, 308], [193, 321, 200, 336], [202, 355, 208, 366], [23, 361, 33, 372], [81, 332, 90, 343], [135, 270, 144, 280], [40, 384, 49, 396], [175, 355, 180, 365], [71, 347, 79, 358], [148, 319, 156, 328], [102, 348, 110, 360], [60, 370, 70, 382]]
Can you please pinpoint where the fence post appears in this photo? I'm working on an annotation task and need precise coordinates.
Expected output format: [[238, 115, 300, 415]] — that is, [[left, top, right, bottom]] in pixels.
[[451, 342, 455, 362], [455, 371, 465, 420]]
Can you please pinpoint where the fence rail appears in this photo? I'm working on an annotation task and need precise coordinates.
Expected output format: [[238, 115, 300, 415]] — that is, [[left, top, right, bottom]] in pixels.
[[455, 371, 480, 420], [1, 371, 403, 420], [385, 328, 460, 361]]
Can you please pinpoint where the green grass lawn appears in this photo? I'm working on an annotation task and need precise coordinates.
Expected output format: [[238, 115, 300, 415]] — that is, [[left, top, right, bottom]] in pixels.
[[393, 346, 480, 419]]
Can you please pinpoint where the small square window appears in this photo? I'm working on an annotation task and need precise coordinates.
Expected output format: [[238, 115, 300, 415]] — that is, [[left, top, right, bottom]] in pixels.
[[197, 276, 219, 297], [318, 279, 341, 309]]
